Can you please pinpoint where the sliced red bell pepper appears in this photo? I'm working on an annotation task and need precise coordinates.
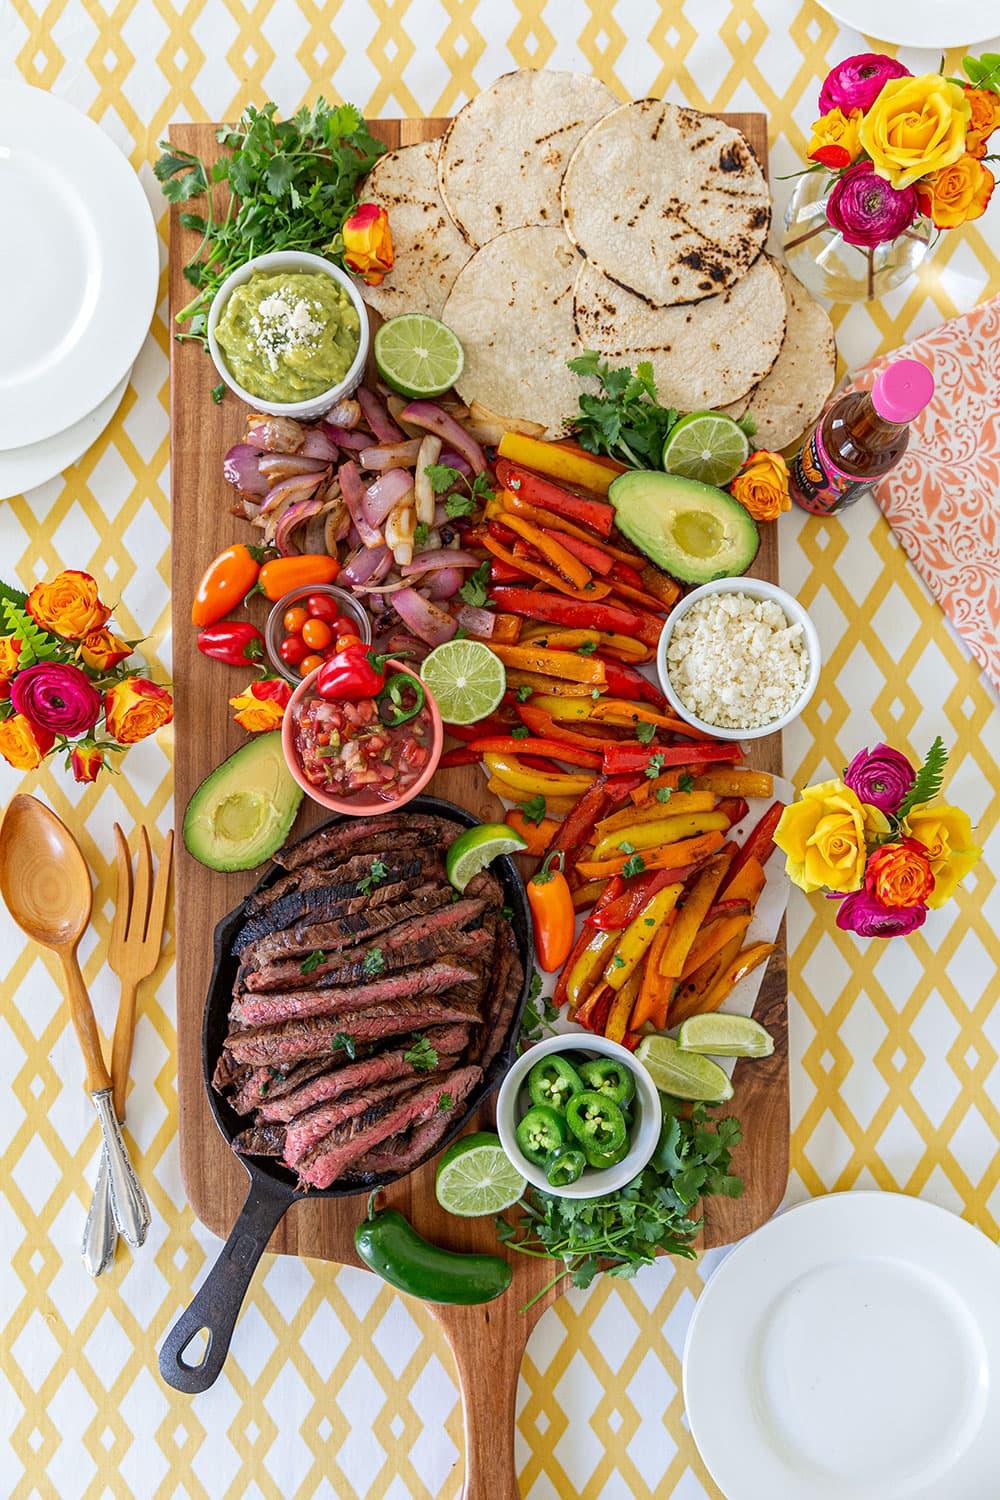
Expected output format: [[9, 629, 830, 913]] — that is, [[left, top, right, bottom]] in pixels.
[[487, 519, 519, 546], [543, 777, 611, 875], [513, 703, 620, 753], [603, 772, 646, 802], [716, 796, 750, 827], [721, 800, 785, 891], [518, 753, 566, 774], [466, 736, 602, 769], [495, 459, 614, 537], [603, 741, 741, 775], [490, 587, 641, 637], [545, 530, 614, 576], [610, 560, 645, 590], [439, 746, 482, 768], [608, 580, 671, 617], [489, 558, 528, 585], [589, 869, 679, 931], [445, 713, 514, 743], [597, 657, 667, 708], [575, 983, 614, 1032]]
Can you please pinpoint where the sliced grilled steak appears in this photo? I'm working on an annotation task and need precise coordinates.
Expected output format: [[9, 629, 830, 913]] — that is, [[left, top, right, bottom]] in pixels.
[[464, 867, 504, 908], [474, 924, 524, 1071], [274, 813, 452, 871], [231, 960, 478, 1029], [212, 1050, 247, 1092], [345, 1105, 462, 1179], [245, 831, 444, 914], [257, 1026, 469, 1123], [227, 998, 481, 1068], [237, 883, 450, 969], [232, 1120, 286, 1156], [232, 855, 440, 953], [284, 1075, 427, 1166], [245, 916, 486, 993], [230, 1066, 271, 1115], [297, 1065, 481, 1188]]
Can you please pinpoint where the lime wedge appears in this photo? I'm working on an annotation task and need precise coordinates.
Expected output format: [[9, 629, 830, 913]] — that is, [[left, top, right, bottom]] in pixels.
[[436, 1131, 526, 1216], [634, 1034, 734, 1102], [374, 314, 465, 399], [421, 639, 506, 726], [445, 823, 526, 892], [677, 1014, 774, 1058], [662, 412, 750, 487]]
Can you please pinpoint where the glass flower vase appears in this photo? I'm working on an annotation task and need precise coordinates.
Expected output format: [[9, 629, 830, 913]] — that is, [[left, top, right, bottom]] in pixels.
[[782, 170, 933, 303]]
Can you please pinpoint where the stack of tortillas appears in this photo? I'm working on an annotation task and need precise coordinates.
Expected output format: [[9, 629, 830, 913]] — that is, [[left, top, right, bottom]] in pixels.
[[360, 70, 836, 447]]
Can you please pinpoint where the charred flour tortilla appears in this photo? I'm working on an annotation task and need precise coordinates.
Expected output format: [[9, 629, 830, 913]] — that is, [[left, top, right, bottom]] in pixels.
[[562, 100, 771, 307], [741, 264, 837, 451], [574, 254, 785, 410], [438, 69, 617, 247], [442, 226, 581, 436], [359, 140, 472, 319]]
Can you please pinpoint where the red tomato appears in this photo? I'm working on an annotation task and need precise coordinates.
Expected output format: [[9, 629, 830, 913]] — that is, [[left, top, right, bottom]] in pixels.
[[300, 653, 325, 676], [279, 634, 309, 666], [283, 604, 309, 634], [306, 594, 340, 621], [302, 617, 333, 650], [333, 615, 358, 637], [335, 633, 363, 651]]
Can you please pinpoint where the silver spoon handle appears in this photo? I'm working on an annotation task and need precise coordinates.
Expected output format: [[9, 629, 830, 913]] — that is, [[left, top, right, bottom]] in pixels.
[[82, 1147, 116, 1276], [90, 1090, 151, 1248]]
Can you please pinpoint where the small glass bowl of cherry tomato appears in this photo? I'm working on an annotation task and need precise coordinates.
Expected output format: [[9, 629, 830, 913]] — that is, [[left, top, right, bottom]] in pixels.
[[496, 1034, 661, 1198], [266, 584, 371, 683]]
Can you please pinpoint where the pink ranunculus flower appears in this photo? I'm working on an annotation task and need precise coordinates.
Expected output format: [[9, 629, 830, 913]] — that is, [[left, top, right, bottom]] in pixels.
[[826, 160, 918, 247], [834, 888, 927, 938], [819, 53, 910, 115], [843, 742, 915, 815], [10, 662, 102, 737]]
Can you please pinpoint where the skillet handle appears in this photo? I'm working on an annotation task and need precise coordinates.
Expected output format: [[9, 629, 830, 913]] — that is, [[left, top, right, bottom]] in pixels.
[[158, 1173, 289, 1394]]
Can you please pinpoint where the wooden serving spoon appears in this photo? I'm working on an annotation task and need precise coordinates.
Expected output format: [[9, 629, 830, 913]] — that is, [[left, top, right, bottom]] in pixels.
[[0, 795, 151, 1248]]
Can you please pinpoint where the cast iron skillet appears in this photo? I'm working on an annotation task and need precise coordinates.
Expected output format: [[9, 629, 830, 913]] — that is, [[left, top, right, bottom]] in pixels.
[[159, 796, 533, 1394]]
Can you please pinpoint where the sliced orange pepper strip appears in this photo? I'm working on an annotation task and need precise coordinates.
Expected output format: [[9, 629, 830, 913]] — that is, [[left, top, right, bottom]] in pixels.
[[680, 914, 753, 981], [656, 850, 736, 981], [669, 934, 746, 1026], [576, 830, 726, 879], [487, 642, 606, 685], [499, 512, 591, 590], [588, 699, 720, 742]]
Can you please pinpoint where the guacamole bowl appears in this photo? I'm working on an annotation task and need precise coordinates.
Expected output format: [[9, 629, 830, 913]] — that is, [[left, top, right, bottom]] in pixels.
[[207, 250, 370, 420]]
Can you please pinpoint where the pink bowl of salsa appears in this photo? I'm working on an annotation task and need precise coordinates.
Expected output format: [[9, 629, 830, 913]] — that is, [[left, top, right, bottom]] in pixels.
[[282, 657, 443, 815]]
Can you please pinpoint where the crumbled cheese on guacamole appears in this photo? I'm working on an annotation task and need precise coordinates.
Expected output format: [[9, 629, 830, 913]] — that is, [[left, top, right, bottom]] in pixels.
[[250, 293, 324, 371], [666, 591, 808, 731]]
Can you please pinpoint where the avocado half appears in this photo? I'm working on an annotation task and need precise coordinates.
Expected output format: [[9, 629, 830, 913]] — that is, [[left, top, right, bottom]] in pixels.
[[609, 470, 759, 585], [183, 730, 304, 872]]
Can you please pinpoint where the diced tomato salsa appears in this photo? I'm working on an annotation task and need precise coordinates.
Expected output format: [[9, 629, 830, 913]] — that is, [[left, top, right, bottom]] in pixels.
[[293, 688, 433, 805]]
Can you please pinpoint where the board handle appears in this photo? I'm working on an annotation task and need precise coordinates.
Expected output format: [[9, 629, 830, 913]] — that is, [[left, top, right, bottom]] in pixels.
[[159, 1174, 289, 1394], [441, 1301, 531, 1500]]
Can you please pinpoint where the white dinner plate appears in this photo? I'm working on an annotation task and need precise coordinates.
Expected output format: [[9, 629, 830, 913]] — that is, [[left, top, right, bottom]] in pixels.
[[0, 83, 158, 451], [0, 369, 131, 501], [684, 1193, 1000, 1500], [813, 0, 999, 48]]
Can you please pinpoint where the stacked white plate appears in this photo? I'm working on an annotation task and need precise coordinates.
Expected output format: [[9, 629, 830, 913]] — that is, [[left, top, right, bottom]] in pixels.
[[0, 83, 159, 500]]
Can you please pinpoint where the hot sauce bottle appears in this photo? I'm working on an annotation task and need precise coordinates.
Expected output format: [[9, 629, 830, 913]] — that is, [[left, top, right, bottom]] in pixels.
[[789, 358, 935, 516]]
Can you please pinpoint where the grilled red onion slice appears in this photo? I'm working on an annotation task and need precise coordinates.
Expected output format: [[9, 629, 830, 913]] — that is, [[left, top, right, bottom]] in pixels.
[[341, 543, 392, 587], [325, 505, 351, 551], [454, 604, 496, 637], [321, 422, 370, 450], [426, 567, 463, 600], [299, 429, 339, 461], [400, 402, 486, 474], [259, 453, 330, 481], [401, 549, 480, 575], [339, 461, 384, 548], [259, 471, 327, 517], [274, 497, 324, 556], [325, 398, 361, 429], [439, 449, 474, 477], [358, 388, 404, 443], [359, 440, 423, 470], [223, 443, 268, 496], [245, 416, 305, 452], [362, 468, 414, 528], [391, 588, 458, 646]]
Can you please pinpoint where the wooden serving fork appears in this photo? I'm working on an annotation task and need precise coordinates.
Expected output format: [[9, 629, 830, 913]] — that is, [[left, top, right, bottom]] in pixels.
[[82, 825, 173, 1276]]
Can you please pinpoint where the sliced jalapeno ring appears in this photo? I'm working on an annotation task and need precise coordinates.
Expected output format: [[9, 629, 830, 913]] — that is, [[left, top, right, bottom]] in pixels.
[[379, 672, 426, 726], [577, 1057, 635, 1108], [545, 1146, 587, 1187], [584, 1138, 630, 1170], [565, 1090, 627, 1153], [515, 1104, 567, 1166], [527, 1055, 585, 1113]]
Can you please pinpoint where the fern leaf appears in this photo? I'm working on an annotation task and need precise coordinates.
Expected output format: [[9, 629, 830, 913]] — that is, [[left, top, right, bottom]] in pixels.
[[0, 580, 29, 612], [899, 736, 948, 818], [1, 599, 65, 668]]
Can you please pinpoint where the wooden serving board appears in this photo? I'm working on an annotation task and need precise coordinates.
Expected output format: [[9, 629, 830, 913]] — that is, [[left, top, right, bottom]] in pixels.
[[169, 112, 786, 1495]]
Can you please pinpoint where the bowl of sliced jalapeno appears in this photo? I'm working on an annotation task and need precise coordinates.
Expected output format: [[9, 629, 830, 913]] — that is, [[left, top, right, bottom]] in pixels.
[[496, 1034, 661, 1198]]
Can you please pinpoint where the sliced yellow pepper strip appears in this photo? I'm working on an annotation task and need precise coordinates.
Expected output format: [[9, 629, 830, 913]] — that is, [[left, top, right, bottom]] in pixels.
[[603, 883, 683, 992], [482, 753, 595, 798], [485, 778, 579, 815], [528, 694, 597, 720], [594, 793, 718, 838], [567, 927, 618, 1011], [496, 431, 618, 495], [605, 967, 643, 1043], [591, 811, 730, 862]]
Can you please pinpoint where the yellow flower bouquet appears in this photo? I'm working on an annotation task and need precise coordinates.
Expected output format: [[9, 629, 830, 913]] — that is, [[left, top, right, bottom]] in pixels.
[[775, 738, 980, 938]]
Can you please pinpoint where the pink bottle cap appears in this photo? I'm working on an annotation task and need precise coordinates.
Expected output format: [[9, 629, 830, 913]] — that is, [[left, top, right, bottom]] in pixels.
[[871, 359, 935, 424]]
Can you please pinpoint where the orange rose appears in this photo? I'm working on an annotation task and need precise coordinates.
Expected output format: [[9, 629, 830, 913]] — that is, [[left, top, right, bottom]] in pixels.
[[79, 628, 131, 672], [916, 153, 995, 228], [806, 107, 863, 169], [0, 713, 54, 770], [105, 677, 174, 744], [0, 635, 22, 699], [230, 678, 290, 733], [964, 86, 1000, 159], [70, 744, 105, 784], [864, 838, 934, 909], [342, 203, 394, 286], [729, 450, 792, 521], [26, 570, 110, 641]]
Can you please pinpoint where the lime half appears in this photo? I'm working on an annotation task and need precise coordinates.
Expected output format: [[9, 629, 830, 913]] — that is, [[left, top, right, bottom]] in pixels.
[[662, 412, 750, 487], [445, 823, 526, 892], [677, 1014, 774, 1058], [436, 1131, 526, 1216], [421, 639, 506, 726], [374, 314, 465, 398], [634, 1034, 734, 1102]]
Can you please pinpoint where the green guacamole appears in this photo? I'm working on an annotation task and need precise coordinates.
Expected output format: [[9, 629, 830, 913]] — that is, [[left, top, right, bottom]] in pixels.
[[216, 270, 360, 403]]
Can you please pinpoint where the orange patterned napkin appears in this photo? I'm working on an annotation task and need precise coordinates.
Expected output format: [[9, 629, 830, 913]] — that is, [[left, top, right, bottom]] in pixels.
[[849, 296, 999, 694]]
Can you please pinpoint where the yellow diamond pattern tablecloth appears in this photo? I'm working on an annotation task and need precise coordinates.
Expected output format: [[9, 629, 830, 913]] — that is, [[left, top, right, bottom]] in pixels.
[[0, 5, 998, 1496]]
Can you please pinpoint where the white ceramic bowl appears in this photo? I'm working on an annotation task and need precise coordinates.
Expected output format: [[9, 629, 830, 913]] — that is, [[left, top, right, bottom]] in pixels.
[[207, 250, 370, 419], [656, 577, 821, 742], [496, 1034, 662, 1199]]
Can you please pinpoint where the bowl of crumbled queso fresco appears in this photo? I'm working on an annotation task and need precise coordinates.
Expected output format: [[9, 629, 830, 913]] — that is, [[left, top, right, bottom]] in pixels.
[[208, 250, 368, 418], [656, 578, 821, 741]]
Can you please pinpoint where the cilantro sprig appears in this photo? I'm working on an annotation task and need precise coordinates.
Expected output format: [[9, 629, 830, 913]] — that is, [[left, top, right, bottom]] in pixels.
[[404, 1035, 439, 1073], [897, 737, 948, 820], [518, 969, 559, 1050]]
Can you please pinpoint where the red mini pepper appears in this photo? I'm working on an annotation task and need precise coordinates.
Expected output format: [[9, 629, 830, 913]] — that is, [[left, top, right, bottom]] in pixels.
[[494, 460, 615, 537], [490, 587, 642, 637], [316, 645, 385, 701], [527, 852, 576, 972], [721, 800, 785, 892], [196, 620, 266, 668], [602, 741, 741, 776]]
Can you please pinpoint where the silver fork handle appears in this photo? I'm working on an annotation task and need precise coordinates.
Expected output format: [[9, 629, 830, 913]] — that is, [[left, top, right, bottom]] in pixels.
[[90, 1089, 151, 1249], [82, 1147, 117, 1276]]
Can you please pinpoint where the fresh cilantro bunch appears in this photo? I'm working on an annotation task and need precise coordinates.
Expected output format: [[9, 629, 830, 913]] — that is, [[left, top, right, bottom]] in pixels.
[[567, 350, 756, 467], [155, 100, 384, 350], [497, 1097, 743, 1306], [517, 970, 559, 1049]]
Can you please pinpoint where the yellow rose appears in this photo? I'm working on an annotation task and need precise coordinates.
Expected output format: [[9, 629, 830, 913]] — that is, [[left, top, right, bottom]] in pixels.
[[775, 778, 889, 893], [916, 154, 994, 228], [0, 713, 54, 771], [729, 451, 791, 521], [26, 569, 110, 641], [807, 107, 864, 169], [860, 73, 971, 189], [964, 86, 1000, 159], [905, 802, 981, 908], [105, 677, 174, 744]]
